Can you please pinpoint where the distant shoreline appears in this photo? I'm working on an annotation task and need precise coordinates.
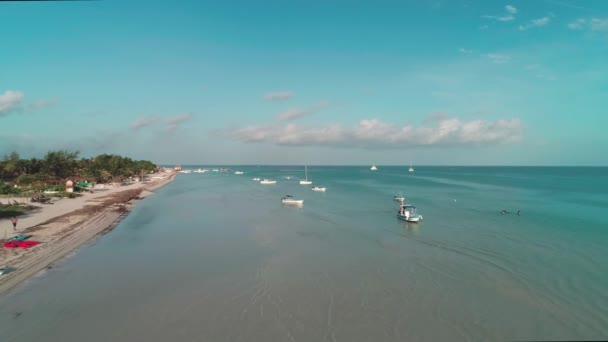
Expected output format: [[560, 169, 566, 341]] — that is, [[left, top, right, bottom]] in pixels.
[[0, 170, 177, 296]]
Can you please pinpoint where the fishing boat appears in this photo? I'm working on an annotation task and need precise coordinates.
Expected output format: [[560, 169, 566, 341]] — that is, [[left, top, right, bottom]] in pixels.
[[252, 177, 261, 181], [312, 186, 326, 192], [370, 165, 378, 171], [299, 165, 312, 185], [408, 162, 414, 173], [234, 171, 244, 175], [281, 195, 303, 205], [260, 179, 276, 184], [396, 200, 423, 222], [393, 195, 405, 202]]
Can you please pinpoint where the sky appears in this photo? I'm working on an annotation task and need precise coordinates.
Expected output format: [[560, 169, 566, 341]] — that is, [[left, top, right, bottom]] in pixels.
[[1, 0, 607, 166]]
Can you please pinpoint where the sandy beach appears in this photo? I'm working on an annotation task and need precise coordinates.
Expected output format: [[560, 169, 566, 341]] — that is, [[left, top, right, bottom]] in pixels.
[[0, 170, 177, 295]]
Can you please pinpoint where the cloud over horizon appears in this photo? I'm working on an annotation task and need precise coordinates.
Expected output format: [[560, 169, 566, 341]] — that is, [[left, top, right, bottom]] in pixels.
[[276, 101, 329, 121], [227, 116, 524, 149], [131, 115, 161, 130], [519, 17, 550, 31], [166, 113, 193, 131], [263, 91, 293, 101], [0, 90, 25, 117]]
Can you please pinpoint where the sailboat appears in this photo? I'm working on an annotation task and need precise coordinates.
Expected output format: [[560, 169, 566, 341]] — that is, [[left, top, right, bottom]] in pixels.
[[299, 165, 312, 185], [370, 165, 378, 171], [408, 162, 414, 173]]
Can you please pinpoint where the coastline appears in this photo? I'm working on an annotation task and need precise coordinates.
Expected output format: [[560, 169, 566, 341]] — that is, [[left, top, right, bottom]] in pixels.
[[0, 170, 177, 296]]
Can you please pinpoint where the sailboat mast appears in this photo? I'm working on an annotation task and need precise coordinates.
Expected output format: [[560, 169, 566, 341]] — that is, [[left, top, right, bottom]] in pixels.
[[305, 165, 308, 180]]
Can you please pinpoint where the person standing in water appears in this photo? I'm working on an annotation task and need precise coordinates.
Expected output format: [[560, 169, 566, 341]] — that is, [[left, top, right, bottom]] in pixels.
[[10, 216, 18, 231]]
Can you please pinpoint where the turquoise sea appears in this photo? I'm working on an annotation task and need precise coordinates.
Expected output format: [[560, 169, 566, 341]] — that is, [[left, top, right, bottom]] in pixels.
[[0, 166, 607, 341]]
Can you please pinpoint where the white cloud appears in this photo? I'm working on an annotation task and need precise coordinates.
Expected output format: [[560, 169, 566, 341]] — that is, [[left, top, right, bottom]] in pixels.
[[568, 18, 586, 30], [519, 17, 550, 31], [131, 116, 160, 130], [166, 113, 193, 131], [485, 53, 511, 64], [506, 5, 517, 14], [276, 101, 329, 121], [458, 48, 473, 54], [482, 14, 515, 22], [0, 90, 24, 116], [227, 117, 523, 148], [568, 17, 608, 32], [28, 99, 57, 111], [590, 18, 608, 32], [263, 91, 293, 101]]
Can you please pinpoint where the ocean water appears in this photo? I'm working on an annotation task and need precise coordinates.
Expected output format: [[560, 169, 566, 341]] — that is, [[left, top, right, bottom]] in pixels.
[[0, 166, 607, 341]]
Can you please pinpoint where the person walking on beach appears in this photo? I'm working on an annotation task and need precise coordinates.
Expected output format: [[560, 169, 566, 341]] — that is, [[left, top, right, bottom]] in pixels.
[[10, 216, 18, 231]]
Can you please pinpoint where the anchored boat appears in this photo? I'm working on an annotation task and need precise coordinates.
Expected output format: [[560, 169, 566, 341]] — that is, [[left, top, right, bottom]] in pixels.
[[281, 195, 303, 205], [397, 200, 423, 223]]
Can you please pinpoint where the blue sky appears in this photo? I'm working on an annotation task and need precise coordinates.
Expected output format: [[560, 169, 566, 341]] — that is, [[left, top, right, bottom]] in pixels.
[[1, 0, 607, 165]]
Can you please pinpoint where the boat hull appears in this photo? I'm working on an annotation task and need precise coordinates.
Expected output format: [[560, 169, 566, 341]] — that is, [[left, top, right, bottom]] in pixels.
[[396, 214, 423, 222], [282, 199, 303, 205]]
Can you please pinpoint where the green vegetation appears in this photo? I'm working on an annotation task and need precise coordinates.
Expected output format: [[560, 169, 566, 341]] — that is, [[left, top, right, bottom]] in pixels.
[[0, 205, 36, 219], [0, 150, 158, 195]]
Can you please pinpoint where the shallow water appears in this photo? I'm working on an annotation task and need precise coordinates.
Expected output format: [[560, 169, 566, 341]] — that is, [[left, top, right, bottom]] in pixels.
[[1, 166, 607, 341]]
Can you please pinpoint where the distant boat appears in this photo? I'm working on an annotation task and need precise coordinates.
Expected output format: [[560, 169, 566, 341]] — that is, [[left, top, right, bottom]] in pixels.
[[281, 195, 303, 205], [212, 169, 219, 172], [234, 171, 244, 175], [312, 186, 326, 192], [193, 168, 205, 173], [299, 165, 312, 185], [394, 195, 405, 202], [370, 165, 378, 171], [260, 179, 276, 184], [396, 200, 423, 222], [408, 162, 414, 173], [252, 177, 261, 181], [179, 169, 192, 174]]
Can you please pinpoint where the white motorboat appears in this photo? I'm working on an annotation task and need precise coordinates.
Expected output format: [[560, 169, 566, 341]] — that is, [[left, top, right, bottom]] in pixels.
[[193, 168, 205, 173], [234, 171, 244, 175], [179, 169, 192, 174], [370, 165, 378, 171], [299, 165, 312, 185], [312, 186, 326, 192], [396, 200, 423, 222], [281, 195, 303, 205], [260, 179, 276, 184], [394, 195, 405, 202], [252, 177, 261, 181]]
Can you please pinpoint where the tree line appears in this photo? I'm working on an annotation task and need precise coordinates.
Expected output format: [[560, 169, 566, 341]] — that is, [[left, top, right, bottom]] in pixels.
[[1, 150, 158, 193]]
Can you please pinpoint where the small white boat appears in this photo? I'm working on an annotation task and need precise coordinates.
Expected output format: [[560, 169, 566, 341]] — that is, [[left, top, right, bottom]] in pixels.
[[212, 169, 219, 172], [260, 179, 276, 184], [370, 165, 378, 171], [179, 169, 192, 174], [193, 168, 205, 173], [281, 195, 303, 205], [252, 177, 261, 181], [234, 171, 244, 175], [408, 162, 414, 173], [299, 165, 312, 185], [397, 200, 423, 223], [394, 195, 405, 202], [312, 186, 326, 192]]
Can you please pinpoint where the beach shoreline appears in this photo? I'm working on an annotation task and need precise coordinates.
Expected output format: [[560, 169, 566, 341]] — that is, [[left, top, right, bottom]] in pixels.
[[0, 170, 177, 296]]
